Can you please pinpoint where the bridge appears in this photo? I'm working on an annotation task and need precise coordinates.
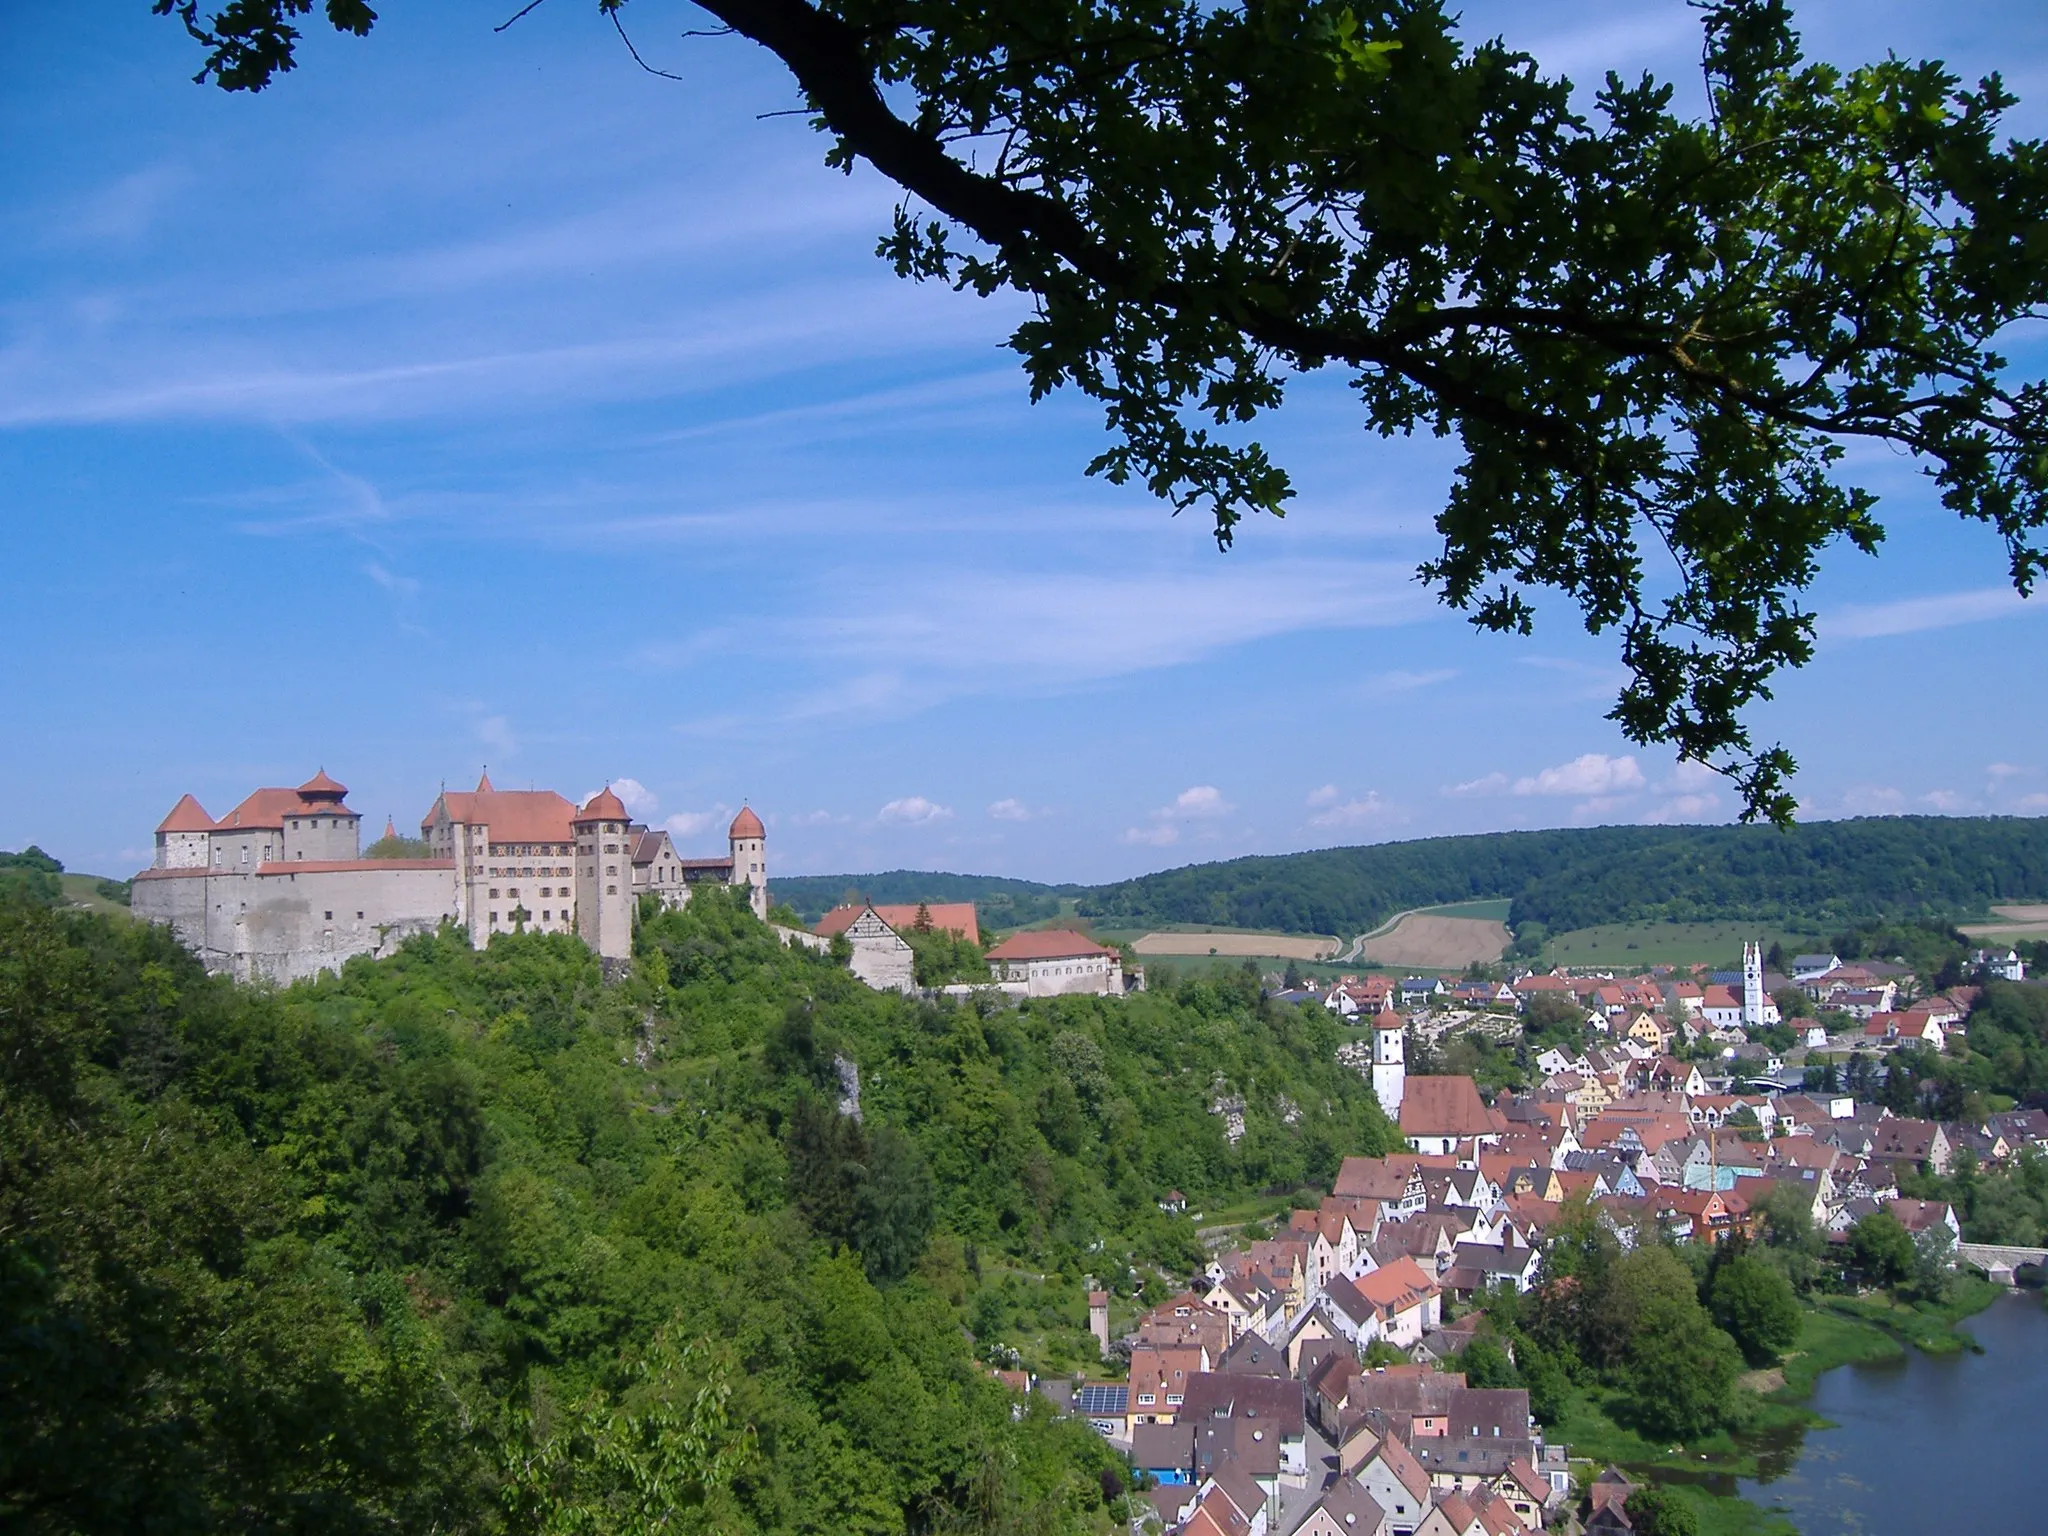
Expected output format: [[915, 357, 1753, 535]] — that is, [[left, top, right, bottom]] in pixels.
[[1956, 1242, 2048, 1280]]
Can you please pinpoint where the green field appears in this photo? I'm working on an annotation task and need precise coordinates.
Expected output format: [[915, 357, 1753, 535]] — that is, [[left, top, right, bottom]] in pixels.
[[1547, 920, 1822, 969], [58, 872, 132, 917], [1412, 898, 1514, 921]]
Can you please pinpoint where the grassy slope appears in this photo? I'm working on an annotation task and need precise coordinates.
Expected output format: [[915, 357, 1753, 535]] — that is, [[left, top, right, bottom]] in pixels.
[[1547, 920, 1825, 969], [57, 872, 131, 917]]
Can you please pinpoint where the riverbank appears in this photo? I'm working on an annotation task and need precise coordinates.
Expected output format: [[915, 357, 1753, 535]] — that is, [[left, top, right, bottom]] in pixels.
[[1556, 1276, 2004, 1535]]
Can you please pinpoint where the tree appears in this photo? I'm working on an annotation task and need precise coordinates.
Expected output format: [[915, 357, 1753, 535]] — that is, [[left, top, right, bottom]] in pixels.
[[1624, 1485, 1702, 1536], [157, 0, 2048, 823], [1707, 1253, 1800, 1365], [1610, 1246, 1742, 1440], [1455, 1334, 1517, 1390], [1849, 1210, 1916, 1286]]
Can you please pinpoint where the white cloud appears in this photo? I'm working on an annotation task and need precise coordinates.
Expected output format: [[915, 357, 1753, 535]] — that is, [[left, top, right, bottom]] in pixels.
[[1824, 586, 2036, 641], [1989, 762, 2033, 781], [1122, 824, 1180, 847], [1513, 753, 1644, 798], [878, 795, 953, 825], [1310, 792, 1389, 828], [604, 777, 659, 817], [1643, 793, 1720, 824], [1444, 772, 1510, 798], [664, 809, 721, 837], [786, 809, 845, 827], [2020, 793, 2048, 812], [988, 798, 1032, 821], [1306, 784, 1341, 807], [1167, 785, 1233, 818], [1922, 789, 1972, 813], [1667, 760, 1720, 791]]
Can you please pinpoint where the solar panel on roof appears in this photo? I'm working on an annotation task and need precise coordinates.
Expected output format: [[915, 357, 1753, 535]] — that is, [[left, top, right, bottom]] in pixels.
[[1075, 1384, 1129, 1415]]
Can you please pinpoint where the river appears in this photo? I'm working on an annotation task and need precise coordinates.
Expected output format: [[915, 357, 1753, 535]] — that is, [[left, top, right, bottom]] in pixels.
[[1738, 1291, 2048, 1533]]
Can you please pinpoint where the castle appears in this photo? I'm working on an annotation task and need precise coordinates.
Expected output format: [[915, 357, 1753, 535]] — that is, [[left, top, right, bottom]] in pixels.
[[133, 769, 766, 983]]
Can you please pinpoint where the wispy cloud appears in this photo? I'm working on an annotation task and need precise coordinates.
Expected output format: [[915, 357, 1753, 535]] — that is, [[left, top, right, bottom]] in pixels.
[[1121, 823, 1180, 847], [1310, 791, 1390, 828], [1824, 586, 2036, 641], [988, 797, 1033, 821], [1444, 772, 1510, 798], [1164, 785, 1232, 818]]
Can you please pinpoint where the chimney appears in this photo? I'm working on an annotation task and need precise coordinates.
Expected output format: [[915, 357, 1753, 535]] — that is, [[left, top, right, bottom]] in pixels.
[[1087, 1287, 1110, 1358]]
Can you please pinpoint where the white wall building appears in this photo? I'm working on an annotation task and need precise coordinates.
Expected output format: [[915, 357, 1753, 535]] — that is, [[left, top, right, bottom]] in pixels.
[[136, 769, 768, 982], [984, 929, 1131, 996]]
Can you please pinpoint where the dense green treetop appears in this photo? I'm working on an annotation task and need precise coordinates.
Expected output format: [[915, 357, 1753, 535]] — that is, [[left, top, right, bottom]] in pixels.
[[156, 0, 2048, 821], [1, 885, 1396, 1532]]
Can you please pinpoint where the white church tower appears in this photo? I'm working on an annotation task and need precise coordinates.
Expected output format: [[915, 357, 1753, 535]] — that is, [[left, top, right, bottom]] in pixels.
[[1372, 1007, 1406, 1116], [1741, 941, 1768, 1032]]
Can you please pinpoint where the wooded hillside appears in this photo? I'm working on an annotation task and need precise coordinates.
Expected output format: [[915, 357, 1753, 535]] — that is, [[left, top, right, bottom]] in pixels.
[[779, 817, 2048, 940], [0, 886, 1395, 1533]]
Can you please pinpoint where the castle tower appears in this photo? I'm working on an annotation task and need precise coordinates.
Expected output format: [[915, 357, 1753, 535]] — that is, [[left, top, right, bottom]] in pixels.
[[574, 786, 634, 961], [1372, 1006, 1406, 1116], [1742, 941, 1766, 1032], [1087, 1287, 1110, 1359], [154, 793, 215, 869], [728, 805, 767, 920]]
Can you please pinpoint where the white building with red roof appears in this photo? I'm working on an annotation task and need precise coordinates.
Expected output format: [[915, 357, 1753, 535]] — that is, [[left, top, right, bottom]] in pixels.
[[984, 928, 1131, 997]]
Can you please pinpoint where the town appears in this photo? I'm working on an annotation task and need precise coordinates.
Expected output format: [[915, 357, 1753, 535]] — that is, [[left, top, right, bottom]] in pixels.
[[986, 942, 2042, 1536]]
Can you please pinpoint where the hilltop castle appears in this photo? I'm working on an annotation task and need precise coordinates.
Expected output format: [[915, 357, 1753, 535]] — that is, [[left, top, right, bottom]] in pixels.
[[133, 769, 766, 983]]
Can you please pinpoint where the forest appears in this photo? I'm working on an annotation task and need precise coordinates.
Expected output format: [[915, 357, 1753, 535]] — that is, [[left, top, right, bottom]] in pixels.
[[0, 882, 1398, 1534], [771, 817, 2048, 944]]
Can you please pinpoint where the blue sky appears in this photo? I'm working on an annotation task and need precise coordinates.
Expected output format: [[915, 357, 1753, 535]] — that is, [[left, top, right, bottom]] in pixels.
[[4, 0, 2047, 884]]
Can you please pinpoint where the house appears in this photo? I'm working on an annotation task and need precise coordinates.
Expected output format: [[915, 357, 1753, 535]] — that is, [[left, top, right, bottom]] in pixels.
[[1973, 948, 2027, 982], [825, 905, 917, 992], [1890, 1197, 1961, 1245], [1336, 1155, 1432, 1219], [1354, 1256, 1443, 1347], [1620, 1012, 1666, 1050], [1355, 1434, 1436, 1536], [1128, 1344, 1208, 1430], [983, 929, 1129, 997], [1401, 1078, 1506, 1159], [1869, 1118, 1952, 1176], [1329, 977, 1397, 1017], [1402, 976, 1450, 1008], [1442, 1242, 1543, 1298], [1133, 1420, 1197, 1486], [1293, 1478, 1392, 1536], [1584, 1468, 1638, 1535], [1069, 1381, 1129, 1439], [1179, 1373, 1309, 1487], [1792, 953, 1844, 982], [814, 900, 981, 944]]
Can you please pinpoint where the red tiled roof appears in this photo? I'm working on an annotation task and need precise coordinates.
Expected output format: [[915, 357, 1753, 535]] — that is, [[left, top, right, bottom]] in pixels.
[[156, 793, 214, 833], [476, 770, 495, 792], [297, 768, 347, 799], [575, 787, 629, 824], [1399, 1076, 1497, 1138], [216, 786, 359, 830], [986, 929, 1116, 961], [427, 789, 578, 843], [728, 805, 765, 840], [815, 902, 981, 944]]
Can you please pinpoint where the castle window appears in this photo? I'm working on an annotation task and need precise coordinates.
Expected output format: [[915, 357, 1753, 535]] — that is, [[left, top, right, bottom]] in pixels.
[[324, 911, 332, 920], [490, 889, 500, 899], [542, 910, 551, 920], [606, 884, 617, 895], [356, 911, 364, 920], [490, 911, 498, 923], [508, 888, 519, 898]]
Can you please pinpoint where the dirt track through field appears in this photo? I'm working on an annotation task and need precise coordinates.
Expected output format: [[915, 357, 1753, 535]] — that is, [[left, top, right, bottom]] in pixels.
[[1131, 930, 1339, 960], [1965, 904, 2048, 941], [1356, 913, 1510, 968]]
